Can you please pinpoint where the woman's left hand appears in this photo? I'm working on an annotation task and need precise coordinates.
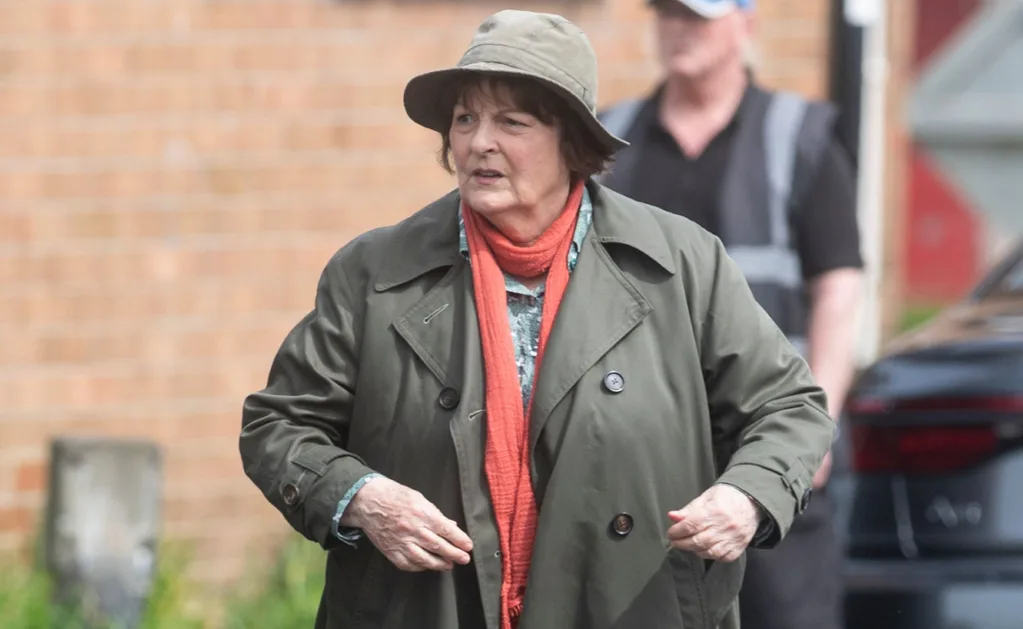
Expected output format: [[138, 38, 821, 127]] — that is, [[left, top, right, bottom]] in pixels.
[[666, 484, 761, 562]]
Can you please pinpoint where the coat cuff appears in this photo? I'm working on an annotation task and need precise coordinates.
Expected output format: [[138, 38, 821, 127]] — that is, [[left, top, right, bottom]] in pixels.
[[715, 461, 813, 548], [271, 444, 375, 549], [714, 482, 777, 548]]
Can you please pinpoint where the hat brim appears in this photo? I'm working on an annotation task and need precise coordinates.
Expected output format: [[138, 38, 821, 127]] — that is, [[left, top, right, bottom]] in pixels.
[[650, 0, 738, 19], [403, 62, 629, 154]]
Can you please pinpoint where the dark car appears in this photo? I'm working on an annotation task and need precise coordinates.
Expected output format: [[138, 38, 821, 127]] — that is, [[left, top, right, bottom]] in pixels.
[[834, 240, 1023, 629]]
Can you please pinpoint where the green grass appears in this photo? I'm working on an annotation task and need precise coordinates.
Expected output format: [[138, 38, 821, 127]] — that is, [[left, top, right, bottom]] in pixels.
[[220, 536, 325, 629], [138, 544, 209, 629], [0, 542, 208, 629], [0, 534, 326, 629], [0, 550, 62, 629], [898, 303, 945, 333]]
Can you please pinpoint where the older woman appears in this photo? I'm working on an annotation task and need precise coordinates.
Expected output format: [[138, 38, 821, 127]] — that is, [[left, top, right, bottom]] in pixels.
[[240, 9, 834, 629]]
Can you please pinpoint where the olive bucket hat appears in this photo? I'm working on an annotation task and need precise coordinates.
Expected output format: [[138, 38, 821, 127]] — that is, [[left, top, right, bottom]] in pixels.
[[403, 10, 628, 153]]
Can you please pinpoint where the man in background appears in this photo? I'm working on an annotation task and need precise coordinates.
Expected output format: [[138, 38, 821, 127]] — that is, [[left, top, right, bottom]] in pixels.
[[599, 1, 863, 628]]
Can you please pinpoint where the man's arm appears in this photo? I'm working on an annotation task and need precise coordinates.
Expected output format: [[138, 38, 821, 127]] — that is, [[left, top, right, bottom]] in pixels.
[[807, 267, 863, 487], [794, 139, 865, 487], [807, 268, 864, 419]]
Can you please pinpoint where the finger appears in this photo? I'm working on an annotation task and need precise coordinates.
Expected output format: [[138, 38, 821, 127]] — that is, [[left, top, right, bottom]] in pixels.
[[418, 528, 472, 566], [390, 552, 424, 573], [667, 517, 703, 540], [668, 497, 707, 527], [701, 539, 733, 561], [668, 505, 694, 521], [671, 536, 701, 552], [431, 516, 474, 554], [671, 529, 712, 553], [404, 543, 454, 572]]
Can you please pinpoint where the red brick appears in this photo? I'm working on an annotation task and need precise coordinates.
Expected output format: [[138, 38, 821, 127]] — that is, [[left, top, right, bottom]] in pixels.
[[0, 505, 34, 534], [14, 461, 46, 493], [163, 454, 247, 492]]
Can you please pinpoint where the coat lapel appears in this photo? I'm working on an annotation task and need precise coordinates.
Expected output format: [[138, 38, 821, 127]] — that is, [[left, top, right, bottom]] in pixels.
[[528, 184, 676, 455], [391, 263, 468, 386], [378, 190, 465, 385], [528, 233, 651, 453]]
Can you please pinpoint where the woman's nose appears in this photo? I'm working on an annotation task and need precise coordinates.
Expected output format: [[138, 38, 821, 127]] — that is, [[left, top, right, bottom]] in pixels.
[[469, 121, 498, 154]]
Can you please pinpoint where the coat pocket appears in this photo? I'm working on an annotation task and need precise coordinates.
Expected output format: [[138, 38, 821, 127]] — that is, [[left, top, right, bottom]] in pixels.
[[328, 545, 391, 628], [668, 550, 706, 629], [353, 551, 391, 625], [701, 555, 745, 628], [669, 551, 745, 629]]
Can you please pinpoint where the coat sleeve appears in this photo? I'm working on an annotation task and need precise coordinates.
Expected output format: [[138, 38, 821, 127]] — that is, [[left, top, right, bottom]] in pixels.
[[694, 236, 836, 546], [239, 251, 374, 550]]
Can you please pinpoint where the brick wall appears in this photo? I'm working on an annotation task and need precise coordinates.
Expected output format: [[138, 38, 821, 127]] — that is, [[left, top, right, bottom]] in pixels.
[[0, 0, 832, 584]]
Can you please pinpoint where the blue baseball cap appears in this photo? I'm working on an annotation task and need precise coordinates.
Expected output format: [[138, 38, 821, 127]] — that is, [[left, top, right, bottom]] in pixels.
[[657, 0, 754, 18]]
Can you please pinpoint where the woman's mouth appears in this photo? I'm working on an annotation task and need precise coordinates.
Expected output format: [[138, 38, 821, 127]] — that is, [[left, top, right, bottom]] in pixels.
[[472, 169, 504, 182]]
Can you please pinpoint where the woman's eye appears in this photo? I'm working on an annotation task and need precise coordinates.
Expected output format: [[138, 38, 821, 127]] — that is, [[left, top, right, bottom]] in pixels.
[[454, 113, 473, 124], [505, 117, 526, 127]]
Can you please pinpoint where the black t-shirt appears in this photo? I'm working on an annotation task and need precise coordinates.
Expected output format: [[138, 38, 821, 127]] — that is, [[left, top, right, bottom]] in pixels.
[[625, 85, 863, 280]]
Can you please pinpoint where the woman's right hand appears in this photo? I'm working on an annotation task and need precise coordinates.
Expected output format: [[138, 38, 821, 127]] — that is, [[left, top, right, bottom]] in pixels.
[[341, 476, 474, 572]]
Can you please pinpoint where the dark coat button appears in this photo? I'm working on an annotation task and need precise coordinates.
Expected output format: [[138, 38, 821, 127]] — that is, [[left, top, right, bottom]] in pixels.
[[438, 387, 460, 410], [603, 371, 625, 393], [281, 483, 300, 506], [610, 513, 633, 537]]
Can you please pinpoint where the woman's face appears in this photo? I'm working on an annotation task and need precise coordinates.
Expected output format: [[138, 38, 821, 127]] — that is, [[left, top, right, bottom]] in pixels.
[[448, 82, 570, 221]]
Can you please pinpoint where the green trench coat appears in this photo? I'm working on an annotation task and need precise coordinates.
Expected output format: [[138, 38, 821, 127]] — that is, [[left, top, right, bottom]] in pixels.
[[240, 182, 835, 629]]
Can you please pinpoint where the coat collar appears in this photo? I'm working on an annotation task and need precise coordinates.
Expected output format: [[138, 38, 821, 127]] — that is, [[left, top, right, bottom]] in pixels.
[[373, 189, 464, 292], [373, 180, 676, 292], [587, 182, 676, 275]]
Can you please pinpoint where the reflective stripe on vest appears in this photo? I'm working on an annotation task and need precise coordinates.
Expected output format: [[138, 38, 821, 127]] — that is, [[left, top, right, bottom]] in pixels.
[[763, 92, 806, 250], [756, 91, 809, 354]]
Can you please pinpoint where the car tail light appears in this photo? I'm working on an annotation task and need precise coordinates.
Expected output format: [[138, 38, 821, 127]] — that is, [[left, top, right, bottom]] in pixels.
[[851, 424, 999, 474], [846, 395, 1023, 475]]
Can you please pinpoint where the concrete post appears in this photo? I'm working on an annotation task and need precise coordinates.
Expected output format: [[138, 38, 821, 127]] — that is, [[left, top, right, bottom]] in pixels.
[[43, 437, 163, 629]]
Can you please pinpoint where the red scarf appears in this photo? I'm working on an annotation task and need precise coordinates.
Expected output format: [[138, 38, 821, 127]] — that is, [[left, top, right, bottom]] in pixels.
[[461, 180, 585, 629]]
